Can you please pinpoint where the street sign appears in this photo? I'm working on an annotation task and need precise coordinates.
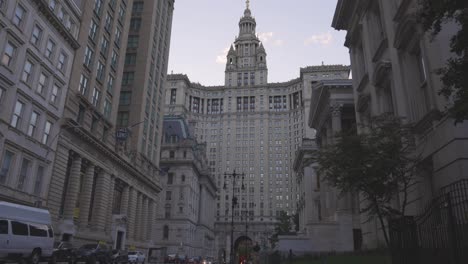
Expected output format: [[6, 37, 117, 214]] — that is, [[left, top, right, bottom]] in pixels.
[[116, 128, 129, 141]]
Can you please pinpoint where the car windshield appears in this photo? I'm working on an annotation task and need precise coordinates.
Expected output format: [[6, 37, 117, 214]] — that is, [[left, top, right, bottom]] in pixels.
[[80, 244, 97, 250], [128, 252, 137, 255]]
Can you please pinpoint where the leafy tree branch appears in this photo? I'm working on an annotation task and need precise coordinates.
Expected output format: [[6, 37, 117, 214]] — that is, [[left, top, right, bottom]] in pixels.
[[418, 0, 468, 123], [317, 114, 421, 247]]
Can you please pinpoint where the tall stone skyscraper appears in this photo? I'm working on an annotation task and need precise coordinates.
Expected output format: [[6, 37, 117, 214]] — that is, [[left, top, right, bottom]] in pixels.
[[117, 0, 174, 182], [44, 0, 174, 250], [164, 2, 350, 260]]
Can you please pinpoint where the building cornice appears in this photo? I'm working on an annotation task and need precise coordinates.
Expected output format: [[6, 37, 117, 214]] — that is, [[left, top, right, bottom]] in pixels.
[[63, 119, 162, 193], [332, 0, 358, 30], [33, 0, 80, 50], [309, 80, 353, 129], [293, 139, 317, 172]]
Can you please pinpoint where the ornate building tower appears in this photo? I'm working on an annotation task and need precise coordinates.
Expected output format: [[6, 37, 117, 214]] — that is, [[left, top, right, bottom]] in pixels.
[[225, 3, 268, 87]]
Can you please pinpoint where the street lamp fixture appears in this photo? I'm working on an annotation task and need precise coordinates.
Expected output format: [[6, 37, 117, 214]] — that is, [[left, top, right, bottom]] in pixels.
[[223, 170, 245, 264]]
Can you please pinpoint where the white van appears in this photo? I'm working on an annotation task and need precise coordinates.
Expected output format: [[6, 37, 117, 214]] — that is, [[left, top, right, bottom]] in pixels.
[[0, 201, 54, 264]]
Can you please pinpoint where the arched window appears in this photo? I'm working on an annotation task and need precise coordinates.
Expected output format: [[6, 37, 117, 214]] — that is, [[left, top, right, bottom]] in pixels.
[[260, 56, 263, 62], [169, 151, 175, 159], [182, 175, 186, 182], [163, 225, 169, 239], [229, 58, 233, 64]]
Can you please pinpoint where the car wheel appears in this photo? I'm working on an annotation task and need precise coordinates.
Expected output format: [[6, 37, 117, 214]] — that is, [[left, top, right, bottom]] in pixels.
[[29, 249, 41, 264]]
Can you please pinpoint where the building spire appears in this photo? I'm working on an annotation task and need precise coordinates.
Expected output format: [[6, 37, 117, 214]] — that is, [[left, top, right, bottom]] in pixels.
[[246, 0, 250, 9]]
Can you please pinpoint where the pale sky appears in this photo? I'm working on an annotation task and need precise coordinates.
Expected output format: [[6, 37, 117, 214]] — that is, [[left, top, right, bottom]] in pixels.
[[167, 0, 350, 86]]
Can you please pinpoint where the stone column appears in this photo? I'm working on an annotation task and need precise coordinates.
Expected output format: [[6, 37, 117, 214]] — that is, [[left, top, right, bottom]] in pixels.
[[127, 188, 137, 240], [63, 153, 82, 220], [106, 176, 115, 231], [78, 163, 95, 227], [91, 170, 111, 231], [141, 197, 148, 241], [147, 199, 154, 241], [331, 103, 343, 135], [198, 186, 203, 224], [151, 200, 158, 241], [331, 104, 350, 213], [120, 185, 130, 216], [134, 192, 142, 241]]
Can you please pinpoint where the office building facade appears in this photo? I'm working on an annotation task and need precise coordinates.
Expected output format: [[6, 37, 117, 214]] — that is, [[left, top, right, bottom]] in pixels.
[[333, 0, 468, 248], [156, 116, 217, 258], [45, 0, 164, 250]]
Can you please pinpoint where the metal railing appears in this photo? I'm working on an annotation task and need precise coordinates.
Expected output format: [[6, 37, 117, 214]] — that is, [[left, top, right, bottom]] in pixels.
[[389, 179, 468, 264]]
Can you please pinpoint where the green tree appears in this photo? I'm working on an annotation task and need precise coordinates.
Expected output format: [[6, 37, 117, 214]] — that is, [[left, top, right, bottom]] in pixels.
[[317, 114, 420, 247], [275, 211, 292, 235], [292, 212, 300, 232], [418, 0, 468, 123], [269, 210, 293, 248]]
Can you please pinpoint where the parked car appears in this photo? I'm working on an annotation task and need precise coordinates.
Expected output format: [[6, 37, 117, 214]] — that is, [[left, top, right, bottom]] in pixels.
[[111, 249, 128, 264], [0, 201, 54, 264], [128, 251, 145, 264], [76, 243, 111, 264], [50, 242, 76, 264]]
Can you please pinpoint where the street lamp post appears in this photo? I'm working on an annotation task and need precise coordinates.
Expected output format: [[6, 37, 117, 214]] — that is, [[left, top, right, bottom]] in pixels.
[[223, 170, 245, 264]]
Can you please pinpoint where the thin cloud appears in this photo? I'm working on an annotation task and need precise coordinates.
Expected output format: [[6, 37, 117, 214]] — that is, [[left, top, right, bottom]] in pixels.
[[258, 32, 274, 43], [304, 32, 333, 46], [258, 32, 285, 47], [215, 46, 230, 64], [273, 39, 285, 47]]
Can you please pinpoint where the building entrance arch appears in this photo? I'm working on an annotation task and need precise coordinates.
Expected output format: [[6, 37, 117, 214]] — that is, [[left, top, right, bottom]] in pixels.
[[234, 236, 253, 263]]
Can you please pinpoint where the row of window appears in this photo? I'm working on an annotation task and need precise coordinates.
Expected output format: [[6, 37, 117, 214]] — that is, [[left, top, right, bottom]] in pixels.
[[7, 0, 77, 43], [9, 99, 54, 145], [84, 0, 125, 116], [2, 23, 69, 76], [47, 0, 78, 35], [166, 173, 186, 185], [79, 73, 113, 120], [0, 149, 47, 196]]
